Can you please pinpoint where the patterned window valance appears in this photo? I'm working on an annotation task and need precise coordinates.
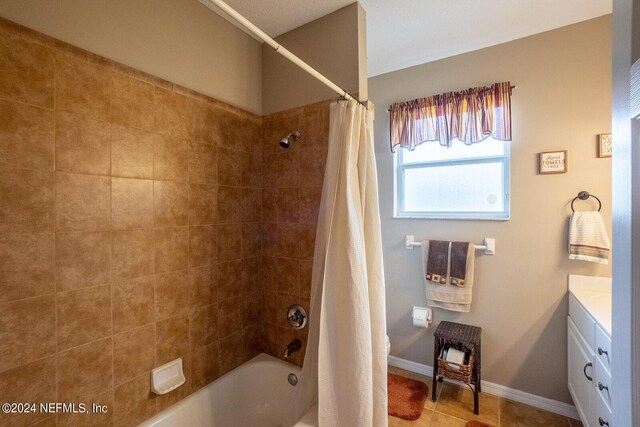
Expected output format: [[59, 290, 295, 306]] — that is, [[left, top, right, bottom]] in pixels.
[[389, 82, 513, 152]]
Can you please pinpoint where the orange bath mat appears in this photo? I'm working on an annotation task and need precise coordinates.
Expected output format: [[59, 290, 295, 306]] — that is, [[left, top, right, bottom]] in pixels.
[[466, 421, 495, 427], [387, 373, 429, 420]]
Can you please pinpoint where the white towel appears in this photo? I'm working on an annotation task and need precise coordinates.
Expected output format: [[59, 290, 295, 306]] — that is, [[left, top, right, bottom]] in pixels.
[[568, 211, 610, 264], [421, 240, 475, 312]]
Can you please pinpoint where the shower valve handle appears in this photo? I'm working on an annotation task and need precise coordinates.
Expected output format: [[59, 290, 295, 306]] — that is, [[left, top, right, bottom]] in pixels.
[[287, 305, 307, 330]]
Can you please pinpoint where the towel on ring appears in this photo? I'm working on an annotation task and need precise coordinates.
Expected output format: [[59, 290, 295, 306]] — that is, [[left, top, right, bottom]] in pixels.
[[569, 211, 610, 264], [421, 241, 475, 312]]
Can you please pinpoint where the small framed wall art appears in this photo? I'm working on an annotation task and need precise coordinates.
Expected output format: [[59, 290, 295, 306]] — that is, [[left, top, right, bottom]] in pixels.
[[539, 150, 568, 174], [598, 133, 612, 158]]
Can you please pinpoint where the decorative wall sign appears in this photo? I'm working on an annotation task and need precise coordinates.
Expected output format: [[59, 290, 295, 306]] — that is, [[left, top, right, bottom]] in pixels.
[[598, 133, 612, 158], [539, 150, 568, 174]]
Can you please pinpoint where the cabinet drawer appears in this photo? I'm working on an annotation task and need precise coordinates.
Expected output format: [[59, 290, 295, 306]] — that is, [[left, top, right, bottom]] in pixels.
[[569, 294, 596, 347], [595, 357, 612, 412], [595, 389, 613, 427], [595, 324, 611, 373]]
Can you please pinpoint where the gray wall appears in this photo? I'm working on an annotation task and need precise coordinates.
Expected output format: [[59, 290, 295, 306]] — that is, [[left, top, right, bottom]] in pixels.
[[262, 3, 366, 114], [369, 16, 612, 403], [0, 0, 262, 113]]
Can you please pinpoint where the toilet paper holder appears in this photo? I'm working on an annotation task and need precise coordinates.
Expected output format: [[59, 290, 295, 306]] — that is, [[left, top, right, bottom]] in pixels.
[[412, 306, 433, 327]]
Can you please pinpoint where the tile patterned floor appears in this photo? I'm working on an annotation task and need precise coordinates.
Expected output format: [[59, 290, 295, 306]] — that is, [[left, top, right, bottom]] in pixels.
[[388, 366, 584, 427]]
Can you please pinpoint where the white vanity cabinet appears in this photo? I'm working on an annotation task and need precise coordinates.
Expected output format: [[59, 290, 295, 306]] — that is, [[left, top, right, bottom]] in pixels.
[[568, 292, 612, 427]]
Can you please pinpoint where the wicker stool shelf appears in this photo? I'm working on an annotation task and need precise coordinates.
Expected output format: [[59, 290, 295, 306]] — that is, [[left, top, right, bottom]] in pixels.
[[432, 321, 482, 414]]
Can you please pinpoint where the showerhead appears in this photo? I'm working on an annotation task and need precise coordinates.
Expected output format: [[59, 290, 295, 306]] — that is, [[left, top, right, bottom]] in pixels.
[[279, 131, 300, 148]]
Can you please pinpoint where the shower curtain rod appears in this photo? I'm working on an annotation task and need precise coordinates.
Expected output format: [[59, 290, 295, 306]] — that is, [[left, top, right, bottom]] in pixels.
[[199, 0, 365, 107]]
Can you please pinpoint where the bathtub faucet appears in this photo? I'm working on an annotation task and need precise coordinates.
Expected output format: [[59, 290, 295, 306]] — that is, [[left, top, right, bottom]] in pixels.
[[284, 339, 302, 358]]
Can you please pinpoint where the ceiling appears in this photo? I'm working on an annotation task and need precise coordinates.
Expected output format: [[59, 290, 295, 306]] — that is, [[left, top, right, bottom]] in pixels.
[[210, 0, 612, 77]]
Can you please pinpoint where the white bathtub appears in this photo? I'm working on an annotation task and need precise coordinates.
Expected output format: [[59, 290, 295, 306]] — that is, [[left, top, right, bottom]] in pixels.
[[139, 353, 318, 427]]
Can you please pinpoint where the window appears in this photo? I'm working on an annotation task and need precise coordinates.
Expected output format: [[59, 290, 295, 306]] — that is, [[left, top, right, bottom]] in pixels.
[[395, 138, 510, 220]]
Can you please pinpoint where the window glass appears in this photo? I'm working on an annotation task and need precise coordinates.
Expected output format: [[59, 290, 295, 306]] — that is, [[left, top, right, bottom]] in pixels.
[[401, 138, 505, 163], [396, 138, 510, 219]]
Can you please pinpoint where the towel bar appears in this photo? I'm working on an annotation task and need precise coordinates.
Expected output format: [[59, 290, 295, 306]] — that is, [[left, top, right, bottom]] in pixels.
[[405, 235, 495, 255]]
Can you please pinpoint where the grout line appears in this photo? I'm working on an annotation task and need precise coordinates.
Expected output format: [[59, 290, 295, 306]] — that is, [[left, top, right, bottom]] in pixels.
[[186, 120, 193, 395], [49, 326, 147, 358], [54, 281, 111, 296], [0, 94, 55, 112], [0, 290, 58, 306], [52, 50, 60, 424], [151, 129, 160, 416], [106, 96, 116, 426]]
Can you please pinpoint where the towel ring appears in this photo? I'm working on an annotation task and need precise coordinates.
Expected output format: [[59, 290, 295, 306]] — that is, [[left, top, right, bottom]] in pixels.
[[571, 191, 602, 212]]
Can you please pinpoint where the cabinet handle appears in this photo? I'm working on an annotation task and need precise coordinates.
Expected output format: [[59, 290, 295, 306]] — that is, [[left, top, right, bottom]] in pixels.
[[598, 347, 609, 356], [598, 382, 609, 392], [599, 416, 609, 426], [583, 362, 593, 381]]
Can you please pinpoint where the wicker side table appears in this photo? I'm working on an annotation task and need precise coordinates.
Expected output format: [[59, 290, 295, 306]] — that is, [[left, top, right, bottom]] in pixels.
[[432, 321, 482, 414]]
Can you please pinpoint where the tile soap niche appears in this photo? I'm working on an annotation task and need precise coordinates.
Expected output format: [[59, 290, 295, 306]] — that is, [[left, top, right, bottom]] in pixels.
[[151, 358, 186, 395]]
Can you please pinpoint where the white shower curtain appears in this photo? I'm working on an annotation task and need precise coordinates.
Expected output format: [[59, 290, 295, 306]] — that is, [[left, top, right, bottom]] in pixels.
[[297, 99, 388, 427]]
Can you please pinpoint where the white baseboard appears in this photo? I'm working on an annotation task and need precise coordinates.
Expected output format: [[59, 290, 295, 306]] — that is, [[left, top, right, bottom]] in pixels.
[[387, 355, 579, 420]]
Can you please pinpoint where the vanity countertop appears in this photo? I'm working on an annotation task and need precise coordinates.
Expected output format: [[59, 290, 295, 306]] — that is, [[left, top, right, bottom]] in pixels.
[[568, 274, 612, 335]]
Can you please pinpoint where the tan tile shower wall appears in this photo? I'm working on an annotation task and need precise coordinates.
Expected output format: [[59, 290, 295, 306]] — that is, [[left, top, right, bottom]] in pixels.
[[0, 18, 263, 427], [261, 102, 329, 367]]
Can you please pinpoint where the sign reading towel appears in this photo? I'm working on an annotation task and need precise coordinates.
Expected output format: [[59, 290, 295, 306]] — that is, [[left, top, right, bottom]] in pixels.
[[422, 240, 475, 312]]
